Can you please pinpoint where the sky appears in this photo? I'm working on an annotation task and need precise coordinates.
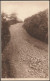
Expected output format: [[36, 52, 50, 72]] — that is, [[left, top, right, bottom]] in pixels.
[[1, 1, 49, 21]]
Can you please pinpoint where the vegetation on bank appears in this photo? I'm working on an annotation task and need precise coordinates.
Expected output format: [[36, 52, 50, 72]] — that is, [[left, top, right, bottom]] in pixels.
[[23, 9, 48, 43], [1, 13, 10, 52]]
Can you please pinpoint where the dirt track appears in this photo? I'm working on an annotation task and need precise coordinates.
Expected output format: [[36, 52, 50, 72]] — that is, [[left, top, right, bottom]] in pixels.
[[2, 23, 48, 78]]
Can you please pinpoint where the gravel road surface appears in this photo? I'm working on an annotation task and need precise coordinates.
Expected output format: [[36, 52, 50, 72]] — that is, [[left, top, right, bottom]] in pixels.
[[2, 23, 48, 78]]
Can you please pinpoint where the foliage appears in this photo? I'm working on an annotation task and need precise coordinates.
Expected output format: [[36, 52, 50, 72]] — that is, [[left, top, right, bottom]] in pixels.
[[23, 9, 48, 43], [9, 13, 18, 25], [1, 13, 10, 52]]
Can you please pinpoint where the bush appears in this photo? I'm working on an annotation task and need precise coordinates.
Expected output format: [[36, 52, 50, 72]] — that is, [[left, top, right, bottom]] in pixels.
[[1, 13, 11, 52], [9, 13, 19, 25], [23, 9, 48, 43]]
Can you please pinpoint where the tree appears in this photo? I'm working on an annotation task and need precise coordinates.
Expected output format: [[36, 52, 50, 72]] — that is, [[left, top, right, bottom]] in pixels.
[[1, 12, 8, 21], [9, 13, 18, 24]]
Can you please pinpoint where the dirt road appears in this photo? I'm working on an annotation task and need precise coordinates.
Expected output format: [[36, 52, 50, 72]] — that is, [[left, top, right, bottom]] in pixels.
[[2, 23, 48, 78]]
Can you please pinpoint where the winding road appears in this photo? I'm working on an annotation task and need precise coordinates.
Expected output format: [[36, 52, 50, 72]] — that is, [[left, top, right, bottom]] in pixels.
[[2, 23, 48, 78]]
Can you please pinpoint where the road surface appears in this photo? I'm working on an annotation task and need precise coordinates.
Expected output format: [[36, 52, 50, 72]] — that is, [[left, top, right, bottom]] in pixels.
[[2, 23, 48, 78]]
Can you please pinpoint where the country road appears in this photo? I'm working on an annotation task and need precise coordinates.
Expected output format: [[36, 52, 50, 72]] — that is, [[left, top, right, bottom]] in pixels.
[[2, 23, 48, 78]]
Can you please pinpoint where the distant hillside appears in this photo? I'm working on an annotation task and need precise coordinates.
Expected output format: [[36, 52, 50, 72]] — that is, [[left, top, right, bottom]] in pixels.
[[23, 9, 48, 43]]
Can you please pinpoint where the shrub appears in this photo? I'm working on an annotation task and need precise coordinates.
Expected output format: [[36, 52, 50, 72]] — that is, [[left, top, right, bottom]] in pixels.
[[23, 9, 48, 43], [9, 13, 19, 25], [1, 13, 10, 52]]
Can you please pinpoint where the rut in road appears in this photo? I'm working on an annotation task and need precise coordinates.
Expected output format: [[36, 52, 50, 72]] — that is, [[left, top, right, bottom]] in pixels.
[[2, 23, 48, 78]]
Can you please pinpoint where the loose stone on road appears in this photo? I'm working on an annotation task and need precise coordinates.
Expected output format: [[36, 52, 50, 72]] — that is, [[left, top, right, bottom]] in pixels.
[[3, 23, 48, 78]]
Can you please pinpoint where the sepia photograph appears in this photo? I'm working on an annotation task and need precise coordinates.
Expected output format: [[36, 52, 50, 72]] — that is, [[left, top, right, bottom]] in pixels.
[[1, 0, 49, 80]]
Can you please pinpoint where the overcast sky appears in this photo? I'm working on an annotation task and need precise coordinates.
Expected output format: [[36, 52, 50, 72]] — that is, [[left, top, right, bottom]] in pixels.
[[1, 1, 49, 21]]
